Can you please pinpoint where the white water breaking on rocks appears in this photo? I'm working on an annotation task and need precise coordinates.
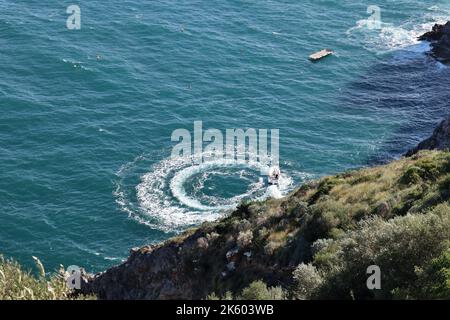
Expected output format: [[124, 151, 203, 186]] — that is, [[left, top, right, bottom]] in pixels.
[[346, 6, 450, 53]]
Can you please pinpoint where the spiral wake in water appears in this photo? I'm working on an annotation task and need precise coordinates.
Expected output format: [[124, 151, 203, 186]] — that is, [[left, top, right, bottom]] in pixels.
[[114, 153, 304, 232]]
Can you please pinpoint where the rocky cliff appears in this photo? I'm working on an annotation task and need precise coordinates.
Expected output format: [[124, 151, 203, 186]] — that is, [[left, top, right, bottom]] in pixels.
[[419, 21, 450, 62], [406, 117, 450, 156]]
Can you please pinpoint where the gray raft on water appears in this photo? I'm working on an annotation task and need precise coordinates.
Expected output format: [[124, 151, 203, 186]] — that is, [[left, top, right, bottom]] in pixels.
[[309, 49, 334, 62]]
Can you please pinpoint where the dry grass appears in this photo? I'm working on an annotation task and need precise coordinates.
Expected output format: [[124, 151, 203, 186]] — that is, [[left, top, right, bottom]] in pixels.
[[0, 256, 95, 300]]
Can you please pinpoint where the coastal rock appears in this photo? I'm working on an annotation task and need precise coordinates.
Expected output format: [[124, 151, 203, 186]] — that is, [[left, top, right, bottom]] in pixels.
[[418, 23, 448, 41], [225, 247, 239, 261], [79, 205, 292, 299], [419, 21, 450, 62], [226, 262, 236, 271], [406, 117, 450, 156], [376, 202, 390, 218], [196, 237, 209, 249]]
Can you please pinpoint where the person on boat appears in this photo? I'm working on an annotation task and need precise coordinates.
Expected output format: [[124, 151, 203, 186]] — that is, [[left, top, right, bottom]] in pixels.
[[268, 166, 281, 186]]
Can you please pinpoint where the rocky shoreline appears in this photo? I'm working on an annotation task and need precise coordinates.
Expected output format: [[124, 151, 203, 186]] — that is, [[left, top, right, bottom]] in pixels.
[[419, 21, 450, 62], [406, 117, 450, 156]]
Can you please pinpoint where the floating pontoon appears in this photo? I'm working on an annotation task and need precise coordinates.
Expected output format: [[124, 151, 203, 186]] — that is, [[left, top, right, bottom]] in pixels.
[[309, 49, 334, 62]]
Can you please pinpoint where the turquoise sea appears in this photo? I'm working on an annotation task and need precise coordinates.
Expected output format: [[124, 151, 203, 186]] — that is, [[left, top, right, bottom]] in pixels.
[[1, 0, 450, 272]]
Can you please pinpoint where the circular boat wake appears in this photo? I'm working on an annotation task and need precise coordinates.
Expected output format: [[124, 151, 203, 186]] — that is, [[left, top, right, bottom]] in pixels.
[[114, 153, 307, 232]]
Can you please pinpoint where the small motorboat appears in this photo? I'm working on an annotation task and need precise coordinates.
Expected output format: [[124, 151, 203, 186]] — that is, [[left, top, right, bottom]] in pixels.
[[268, 166, 281, 186], [309, 49, 334, 62], [265, 166, 282, 199]]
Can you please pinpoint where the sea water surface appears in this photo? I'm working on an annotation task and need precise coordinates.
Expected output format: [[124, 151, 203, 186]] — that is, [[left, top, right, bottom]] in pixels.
[[1, 0, 450, 272]]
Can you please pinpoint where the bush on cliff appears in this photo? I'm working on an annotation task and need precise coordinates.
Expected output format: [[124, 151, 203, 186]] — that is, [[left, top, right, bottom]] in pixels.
[[0, 256, 95, 300], [295, 204, 450, 299], [208, 280, 286, 300]]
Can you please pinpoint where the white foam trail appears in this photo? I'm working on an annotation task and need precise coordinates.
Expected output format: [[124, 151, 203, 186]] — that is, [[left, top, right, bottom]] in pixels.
[[169, 159, 282, 211], [114, 152, 300, 232], [265, 185, 283, 199], [137, 156, 293, 229]]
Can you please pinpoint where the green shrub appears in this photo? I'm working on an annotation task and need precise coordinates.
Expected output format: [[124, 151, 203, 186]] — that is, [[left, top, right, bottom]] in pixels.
[[311, 205, 450, 299], [415, 251, 450, 299], [401, 154, 450, 186], [415, 157, 445, 181], [438, 174, 450, 199], [292, 263, 324, 299], [400, 166, 423, 185], [209, 281, 286, 300], [309, 177, 343, 204], [207, 291, 233, 300], [393, 251, 450, 299], [0, 256, 95, 300], [238, 281, 286, 300]]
